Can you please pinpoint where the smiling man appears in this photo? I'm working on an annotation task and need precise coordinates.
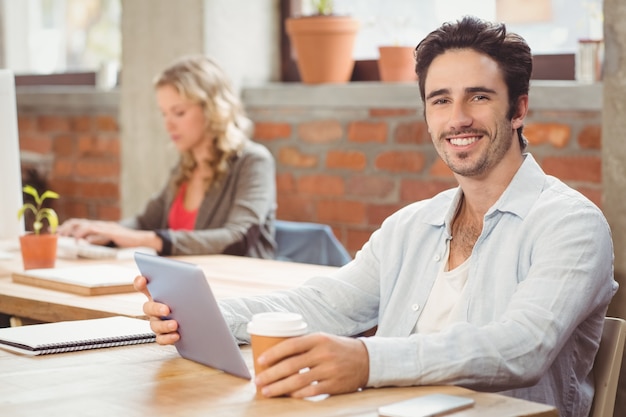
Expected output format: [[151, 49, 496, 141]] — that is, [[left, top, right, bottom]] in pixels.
[[136, 16, 617, 417]]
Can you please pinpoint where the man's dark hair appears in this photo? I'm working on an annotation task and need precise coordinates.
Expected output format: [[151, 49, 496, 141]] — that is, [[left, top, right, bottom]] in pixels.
[[414, 16, 532, 149]]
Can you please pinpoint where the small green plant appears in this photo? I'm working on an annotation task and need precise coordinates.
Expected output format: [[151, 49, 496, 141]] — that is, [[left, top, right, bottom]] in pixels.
[[312, 0, 333, 15], [17, 185, 60, 235]]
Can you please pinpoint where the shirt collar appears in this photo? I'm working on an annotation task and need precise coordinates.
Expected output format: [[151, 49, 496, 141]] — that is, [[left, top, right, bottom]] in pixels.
[[421, 153, 547, 228], [487, 153, 546, 220]]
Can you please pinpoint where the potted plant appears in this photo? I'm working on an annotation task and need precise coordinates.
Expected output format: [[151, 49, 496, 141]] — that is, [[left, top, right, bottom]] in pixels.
[[285, 0, 360, 84], [376, 17, 417, 82], [377, 44, 417, 82], [17, 185, 60, 270]]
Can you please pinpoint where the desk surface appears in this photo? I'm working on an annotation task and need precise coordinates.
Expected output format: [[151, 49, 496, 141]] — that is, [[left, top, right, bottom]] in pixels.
[[0, 343, 558, 417], [0, 250, 339, 323]]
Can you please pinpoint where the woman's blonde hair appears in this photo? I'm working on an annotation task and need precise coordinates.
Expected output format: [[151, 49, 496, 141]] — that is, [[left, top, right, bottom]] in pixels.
[[154, 55, 252, 190]]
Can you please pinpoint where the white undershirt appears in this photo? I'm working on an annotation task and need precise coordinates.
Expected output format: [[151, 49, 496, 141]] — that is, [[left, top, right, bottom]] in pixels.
[[415, 241, 470, 334]]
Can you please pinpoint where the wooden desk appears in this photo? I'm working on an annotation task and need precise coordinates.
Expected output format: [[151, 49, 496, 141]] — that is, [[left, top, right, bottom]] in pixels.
[[0, 253, 338, 323], [0, 343, 558, 417]]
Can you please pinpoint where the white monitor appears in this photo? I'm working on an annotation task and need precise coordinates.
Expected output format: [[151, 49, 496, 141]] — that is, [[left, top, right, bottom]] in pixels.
[[0, 69, 24, 240]]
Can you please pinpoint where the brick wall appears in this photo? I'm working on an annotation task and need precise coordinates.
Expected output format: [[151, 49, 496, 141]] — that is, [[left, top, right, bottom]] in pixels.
[[16, 87, 602, 256], [248, 105, 602, 255], [18, 109, 121, 225]]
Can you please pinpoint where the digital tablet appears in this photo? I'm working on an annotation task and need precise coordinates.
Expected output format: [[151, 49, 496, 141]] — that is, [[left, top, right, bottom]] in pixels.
[[134, 252, 251, 380]]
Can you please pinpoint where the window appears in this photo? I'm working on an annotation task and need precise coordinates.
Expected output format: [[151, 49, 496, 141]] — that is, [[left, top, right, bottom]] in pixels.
[[281, 0, 603, 81], [1, 0, 121, 85]]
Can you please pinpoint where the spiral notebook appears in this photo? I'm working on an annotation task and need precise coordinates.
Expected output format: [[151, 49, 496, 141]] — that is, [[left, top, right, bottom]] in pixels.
[[0, 316, 156, 356]]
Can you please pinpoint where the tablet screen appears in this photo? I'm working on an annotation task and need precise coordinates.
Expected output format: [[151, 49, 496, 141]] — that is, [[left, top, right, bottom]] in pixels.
[[135, 252, 251, 380]]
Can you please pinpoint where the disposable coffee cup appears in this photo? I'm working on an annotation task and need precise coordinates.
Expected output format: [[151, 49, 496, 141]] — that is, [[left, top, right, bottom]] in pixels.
[[247, 312, 308, 393]]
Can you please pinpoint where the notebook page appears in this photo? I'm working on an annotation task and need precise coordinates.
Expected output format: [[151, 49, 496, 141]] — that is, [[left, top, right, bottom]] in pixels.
[[0, 316, 155, 355]]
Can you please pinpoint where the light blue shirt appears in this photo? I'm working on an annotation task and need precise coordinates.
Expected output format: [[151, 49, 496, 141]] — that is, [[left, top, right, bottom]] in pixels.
[[221, 153, 617, 417]]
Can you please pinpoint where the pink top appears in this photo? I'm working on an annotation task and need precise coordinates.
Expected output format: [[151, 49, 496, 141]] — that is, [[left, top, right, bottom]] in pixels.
[[168, 183, 198, 231]]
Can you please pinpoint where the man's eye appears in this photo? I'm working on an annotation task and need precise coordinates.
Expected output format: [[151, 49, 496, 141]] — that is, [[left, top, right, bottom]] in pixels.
[[473, 95, 488, 101]]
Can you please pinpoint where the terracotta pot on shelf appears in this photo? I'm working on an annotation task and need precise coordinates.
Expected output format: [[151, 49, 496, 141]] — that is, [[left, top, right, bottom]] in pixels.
[[286, 15, 359, 84], [19, 233, 58, 270], [377, 45, 417, 82]]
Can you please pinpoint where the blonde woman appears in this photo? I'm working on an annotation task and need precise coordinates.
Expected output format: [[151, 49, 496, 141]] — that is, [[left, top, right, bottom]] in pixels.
[[59, 55, 276, 258]]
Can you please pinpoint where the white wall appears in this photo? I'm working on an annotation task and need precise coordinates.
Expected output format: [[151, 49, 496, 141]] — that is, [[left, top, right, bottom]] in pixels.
[[203, 0, 280, 92]]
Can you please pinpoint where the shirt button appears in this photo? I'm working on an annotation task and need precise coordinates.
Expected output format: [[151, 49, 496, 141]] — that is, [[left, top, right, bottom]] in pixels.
[[434, 254, 441, 262], [412, 304, 420, 311]]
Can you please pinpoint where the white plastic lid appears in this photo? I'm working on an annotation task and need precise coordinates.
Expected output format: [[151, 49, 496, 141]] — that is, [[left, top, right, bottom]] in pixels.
[[247, 312, 308, 337]]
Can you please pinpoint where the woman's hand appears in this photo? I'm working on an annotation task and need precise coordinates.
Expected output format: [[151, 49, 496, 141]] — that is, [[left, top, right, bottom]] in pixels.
[[133, 275, 180, 345], [59, 219, 162, 251], [57, 218, 115, 245]]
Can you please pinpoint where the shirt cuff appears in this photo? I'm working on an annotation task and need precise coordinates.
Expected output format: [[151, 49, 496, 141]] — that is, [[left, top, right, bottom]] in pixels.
[[154, 229, 172, 256], [359, 336, 421, 387]]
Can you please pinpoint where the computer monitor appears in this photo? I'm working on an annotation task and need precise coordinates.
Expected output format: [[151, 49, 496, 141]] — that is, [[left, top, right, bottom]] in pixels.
[[0, 69, 24, 240]]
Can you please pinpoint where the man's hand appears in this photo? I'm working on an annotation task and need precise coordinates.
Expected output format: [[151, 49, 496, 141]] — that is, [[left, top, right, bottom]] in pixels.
[[133, 275, 180, 345], [254, 332, 370, 398]]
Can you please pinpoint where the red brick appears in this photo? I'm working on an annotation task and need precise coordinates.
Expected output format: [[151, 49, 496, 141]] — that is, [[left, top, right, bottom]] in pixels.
[[18, 115, 37, 133], [375, 151, 424, 173], [77, 134, 120, 157], [524, 123, 570, 148], [276, 195, 316, 221], [79, 134, 116, 156], [53, 134, 75, 157], [330, 226, 344, 242], [317, 200, 366, 224], [298, 120, 343, 143], [346, 227, 376, 253], [367, 203, 404, 226], [326, 150, 367, 170], [52, 159, 74, 178], [346, 175, 395, 198], [77, 182, 120, 199], [95, 115, 119, 132], [429, 158, 455, 178], [401, 179, 457, 202], [19, 133, 53, 154], [101, 135, 120, 156], [578, 125, 601, 149], [38, 115, 70, 132], [297, 175, 345, 196], [394, 121, 430, 144], [77, 135, 95, 155], [75, 159, 120, 179], [254, 122, 291, 140], [532, 110, 598, 120], [276, 172, 296, 193], [47, 178, 79, 197], [97, 205, 121, 221], [369, 108, 417, 117], [541, 156, 601, 183], [278, 147, 318, 168], [347, 121, 387, 143], [60, 202, 89, 220], [71, 116, 93, 132]]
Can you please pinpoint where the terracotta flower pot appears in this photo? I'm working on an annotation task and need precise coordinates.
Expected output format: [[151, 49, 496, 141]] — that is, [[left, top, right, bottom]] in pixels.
[[286, 15, 359, 84], [19, 233, 58, 270], [377, 46, 417, 82]]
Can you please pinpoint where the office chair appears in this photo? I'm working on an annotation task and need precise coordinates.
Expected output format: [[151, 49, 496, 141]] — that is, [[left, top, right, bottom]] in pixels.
[[274, 220, 352, 267], [589, 317, 626, 417]]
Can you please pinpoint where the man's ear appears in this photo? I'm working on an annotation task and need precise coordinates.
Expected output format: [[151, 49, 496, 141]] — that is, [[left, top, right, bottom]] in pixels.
[[512, 95, 529, 130]]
